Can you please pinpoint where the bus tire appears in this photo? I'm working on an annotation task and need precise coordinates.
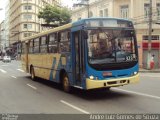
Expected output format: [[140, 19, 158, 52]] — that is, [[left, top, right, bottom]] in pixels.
[[62, 73, 71, 93], [106, 87, 111, 90], [30, 67, 36, 81], [101, 87, 110, 91]]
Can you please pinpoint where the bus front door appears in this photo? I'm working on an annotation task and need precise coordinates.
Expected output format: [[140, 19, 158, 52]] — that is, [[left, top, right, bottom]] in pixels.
[[74, 31, 84, 86]]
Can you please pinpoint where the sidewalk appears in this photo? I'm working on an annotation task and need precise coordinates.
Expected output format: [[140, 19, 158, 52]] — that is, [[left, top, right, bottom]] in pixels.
[[139, 68, 160, 73]]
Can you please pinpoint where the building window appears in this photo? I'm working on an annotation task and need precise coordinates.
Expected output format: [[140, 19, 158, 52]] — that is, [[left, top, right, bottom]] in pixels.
[[24, 33, 32, 37], [24, 24, 27, 29], [157, 3, 160, 20], [99, 10, 103, 17], [28, 24, 32, 29], [120, 5, 129, 18], [23, 14, 32, 20], [23, 24, 32, 29], [144, 3, 150, 19], [104, 8, 108, 17], [24, 33, 27, 37], [28, 33, 32, 36], [24, 5, 32, 10]]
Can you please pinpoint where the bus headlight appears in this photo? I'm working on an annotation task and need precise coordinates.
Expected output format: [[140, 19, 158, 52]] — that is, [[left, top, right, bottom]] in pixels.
[[134, 72, 138, 75], [131, 71, 138, 76], [89, 75, 94, 80]]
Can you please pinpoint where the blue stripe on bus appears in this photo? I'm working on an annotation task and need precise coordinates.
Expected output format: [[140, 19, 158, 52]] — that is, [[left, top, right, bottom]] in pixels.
[[49, 58, 56, 81]]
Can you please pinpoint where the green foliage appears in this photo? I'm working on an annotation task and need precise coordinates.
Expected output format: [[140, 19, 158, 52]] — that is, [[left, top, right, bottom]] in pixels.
[[38, 5, 71, 26]]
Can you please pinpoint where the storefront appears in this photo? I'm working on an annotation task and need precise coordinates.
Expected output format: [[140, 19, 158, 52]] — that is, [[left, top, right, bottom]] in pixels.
[[142, 40, 160, 69]]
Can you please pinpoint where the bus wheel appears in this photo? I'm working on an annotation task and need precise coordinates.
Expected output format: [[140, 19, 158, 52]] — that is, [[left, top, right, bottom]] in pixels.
[[31, 67, 36, 80], [62, 74, 71, 93], [105, 87, 111, 91]]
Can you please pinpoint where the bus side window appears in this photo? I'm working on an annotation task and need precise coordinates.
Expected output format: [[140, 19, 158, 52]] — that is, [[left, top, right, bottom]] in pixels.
[[40, 36, 48, 53], [34, 38, 40, 53], [59, 30, 70, 53], [29, 40, 34, 53], [21, 42, 26, 54], [48, 33, 58, 53]]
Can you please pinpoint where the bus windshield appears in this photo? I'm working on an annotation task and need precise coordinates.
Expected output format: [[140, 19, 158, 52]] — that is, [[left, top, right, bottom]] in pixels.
[[87, 28, 138, 65]]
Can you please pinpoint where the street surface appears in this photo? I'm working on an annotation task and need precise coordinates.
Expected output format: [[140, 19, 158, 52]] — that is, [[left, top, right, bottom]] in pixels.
[[0, 60, 160, 114]]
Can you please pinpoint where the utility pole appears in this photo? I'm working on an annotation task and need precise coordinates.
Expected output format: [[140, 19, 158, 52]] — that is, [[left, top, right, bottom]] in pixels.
[[147, 0, 152, 69]]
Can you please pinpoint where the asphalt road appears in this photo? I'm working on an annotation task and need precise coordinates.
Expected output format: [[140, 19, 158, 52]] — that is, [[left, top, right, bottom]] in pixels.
[[0, 60, 160, 114]]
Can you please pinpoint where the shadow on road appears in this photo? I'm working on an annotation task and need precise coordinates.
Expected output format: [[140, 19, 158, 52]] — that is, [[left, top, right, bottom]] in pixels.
[[24, 76, 133, 101], [71, 88, 133, 101]]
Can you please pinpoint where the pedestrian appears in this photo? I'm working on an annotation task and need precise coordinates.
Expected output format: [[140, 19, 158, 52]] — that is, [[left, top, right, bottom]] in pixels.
[[150, 54, 155, 69]]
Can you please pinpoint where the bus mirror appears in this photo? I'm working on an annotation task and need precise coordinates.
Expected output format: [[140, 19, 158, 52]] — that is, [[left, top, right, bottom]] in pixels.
[[83, 31, 88, 39]]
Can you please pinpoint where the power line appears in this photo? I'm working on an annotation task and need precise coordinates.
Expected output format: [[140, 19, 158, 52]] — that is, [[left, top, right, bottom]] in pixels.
[[132, 12, 159, 25], [132, 11, 158, 21], [129, 7, 159, 23]]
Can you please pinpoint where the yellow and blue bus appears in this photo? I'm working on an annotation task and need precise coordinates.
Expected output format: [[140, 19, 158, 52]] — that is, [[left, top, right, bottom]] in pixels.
[[21, 18, 139, 92]]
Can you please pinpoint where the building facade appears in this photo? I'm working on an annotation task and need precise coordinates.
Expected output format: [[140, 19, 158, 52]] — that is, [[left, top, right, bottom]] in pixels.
[[0, 20, 6, 53], [9, 0, 61, 45], [5, 0, 10, 48], [72, 0, 114, 21], [72, 0, 160, 69]]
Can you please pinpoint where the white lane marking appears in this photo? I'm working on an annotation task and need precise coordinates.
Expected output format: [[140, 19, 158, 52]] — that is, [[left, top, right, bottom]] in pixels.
[[17, 69, 24, 72], [113, 88, 160, 100], [60, 100, 90, 114], [11, 76, 17, 79], [27, 84, 37, 90], [0, 69, 7, 73]]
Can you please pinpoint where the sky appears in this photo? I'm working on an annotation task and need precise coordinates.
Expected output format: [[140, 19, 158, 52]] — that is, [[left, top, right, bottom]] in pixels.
[[0, 0, 6, 23], [0, 0, 73, 23], [61, 0, 73, 8]]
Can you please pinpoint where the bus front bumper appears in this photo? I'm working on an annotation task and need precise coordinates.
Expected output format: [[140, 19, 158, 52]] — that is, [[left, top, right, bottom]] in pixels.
[[86, 73, 139, 90]]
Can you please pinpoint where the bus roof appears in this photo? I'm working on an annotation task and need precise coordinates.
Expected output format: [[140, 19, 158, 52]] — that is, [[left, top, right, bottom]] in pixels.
[[72, 17, 132, 27], [22, 17, 132, 42], [22, 23, 72, 42]]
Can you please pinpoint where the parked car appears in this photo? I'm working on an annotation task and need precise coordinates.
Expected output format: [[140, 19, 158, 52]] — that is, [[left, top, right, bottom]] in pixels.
[[11, 56, 15, 60], [3, 56, 11, 63]]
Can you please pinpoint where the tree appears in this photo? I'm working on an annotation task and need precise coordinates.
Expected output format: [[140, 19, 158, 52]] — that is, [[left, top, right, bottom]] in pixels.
[[38, 5, 71, 26]]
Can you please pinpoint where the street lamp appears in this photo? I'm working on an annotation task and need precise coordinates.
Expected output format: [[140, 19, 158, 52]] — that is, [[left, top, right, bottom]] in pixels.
[[73, 0, 90, 18]]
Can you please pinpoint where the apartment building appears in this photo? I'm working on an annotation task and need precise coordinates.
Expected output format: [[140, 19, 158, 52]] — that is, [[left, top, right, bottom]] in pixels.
[[0, 22, 2, 52], [5, 0, 10, 48], [72, 0, 160, 69], [72, 0, 114, 21], [9, 0, 61, 45], [0, 20, 6, 52]]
